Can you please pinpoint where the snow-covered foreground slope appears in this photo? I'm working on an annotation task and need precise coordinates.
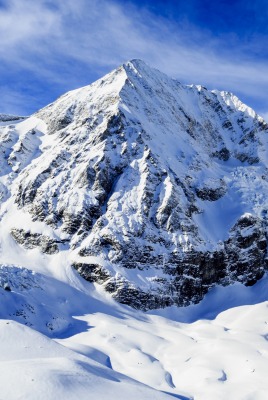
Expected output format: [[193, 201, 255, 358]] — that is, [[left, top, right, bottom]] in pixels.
[[1, 263, 268, 399], [61, 299, 268, 400], [61, 282, 268, 400], [0, 320, 174, 400]]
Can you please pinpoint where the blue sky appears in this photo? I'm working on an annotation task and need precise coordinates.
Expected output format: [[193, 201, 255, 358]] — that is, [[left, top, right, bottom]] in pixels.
[[0, 0, 268, 119]]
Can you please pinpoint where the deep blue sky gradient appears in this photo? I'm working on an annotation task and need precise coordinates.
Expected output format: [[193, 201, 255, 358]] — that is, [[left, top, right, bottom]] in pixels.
[[136, 0, 268, 38], [0, 0, 267, 118]]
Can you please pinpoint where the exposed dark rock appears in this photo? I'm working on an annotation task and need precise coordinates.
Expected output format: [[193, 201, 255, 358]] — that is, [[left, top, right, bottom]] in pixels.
[[44, 106, 76, 134], [3, 60, 268, 311], [212, 147, 230, 161], [72, 262, 110, 283], [104, 278, 172, 310], [75, 213, 267, 310], [3, 283, 11, 291], [10, 228, 65, 254], [195, 180, 227, 201], [235, 152, 260, 164]]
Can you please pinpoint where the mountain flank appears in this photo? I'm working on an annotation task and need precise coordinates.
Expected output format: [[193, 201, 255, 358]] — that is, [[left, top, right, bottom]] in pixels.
[[0, 59, 268, 309]]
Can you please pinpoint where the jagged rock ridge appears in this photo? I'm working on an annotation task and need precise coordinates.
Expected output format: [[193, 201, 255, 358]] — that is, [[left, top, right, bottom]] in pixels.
[[0, 59, 268, 310]]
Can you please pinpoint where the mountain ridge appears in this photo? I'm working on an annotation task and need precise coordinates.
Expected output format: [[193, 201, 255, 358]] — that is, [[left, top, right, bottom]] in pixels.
[[0, 59, 268, 310]]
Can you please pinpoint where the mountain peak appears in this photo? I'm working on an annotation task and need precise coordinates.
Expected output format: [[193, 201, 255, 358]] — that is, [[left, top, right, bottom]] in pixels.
[[123, 58, 153, 74], [125, 58, 147, 67], [0, 61, 268, 311], [1, 60, 268, 400]]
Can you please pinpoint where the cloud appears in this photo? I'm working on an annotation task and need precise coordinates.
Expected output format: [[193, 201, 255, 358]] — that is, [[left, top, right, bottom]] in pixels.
[[0, 0, 267, 114]]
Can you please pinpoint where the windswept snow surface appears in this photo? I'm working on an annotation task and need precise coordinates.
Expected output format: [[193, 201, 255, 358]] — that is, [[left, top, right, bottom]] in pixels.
[[0, 319, 173, 400], [57, 276, 268, 400], [0, 262, 268, 399]]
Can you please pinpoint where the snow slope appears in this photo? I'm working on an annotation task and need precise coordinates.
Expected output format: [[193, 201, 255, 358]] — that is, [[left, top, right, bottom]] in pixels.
[[1, 262, 268, 399], [0, 319, 174, 400]]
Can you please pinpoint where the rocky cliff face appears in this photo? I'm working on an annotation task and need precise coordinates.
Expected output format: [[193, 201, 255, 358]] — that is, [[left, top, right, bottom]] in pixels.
[[0, 60, 268, 310]]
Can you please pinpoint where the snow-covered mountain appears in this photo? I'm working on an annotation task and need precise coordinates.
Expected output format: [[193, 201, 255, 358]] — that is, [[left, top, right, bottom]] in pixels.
[[0, 113, 26, 123], [1, 59, 268, 399], [1, 59, 267, 310]]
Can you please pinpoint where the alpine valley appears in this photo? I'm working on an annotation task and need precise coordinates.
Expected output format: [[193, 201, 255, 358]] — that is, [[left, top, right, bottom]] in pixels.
[[1, 60, 268, 400]]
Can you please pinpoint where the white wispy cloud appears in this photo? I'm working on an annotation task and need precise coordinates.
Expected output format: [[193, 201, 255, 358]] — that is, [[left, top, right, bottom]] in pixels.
[[0, 0, 267, 116]]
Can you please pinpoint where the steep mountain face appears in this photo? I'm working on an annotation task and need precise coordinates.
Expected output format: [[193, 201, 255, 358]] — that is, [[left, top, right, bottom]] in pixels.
[[0, 60, 268, 310]]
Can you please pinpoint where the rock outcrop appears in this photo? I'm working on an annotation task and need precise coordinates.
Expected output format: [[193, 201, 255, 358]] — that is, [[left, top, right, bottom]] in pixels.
[[10, 228, 64, 254], [0, 60, 268, 310]]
